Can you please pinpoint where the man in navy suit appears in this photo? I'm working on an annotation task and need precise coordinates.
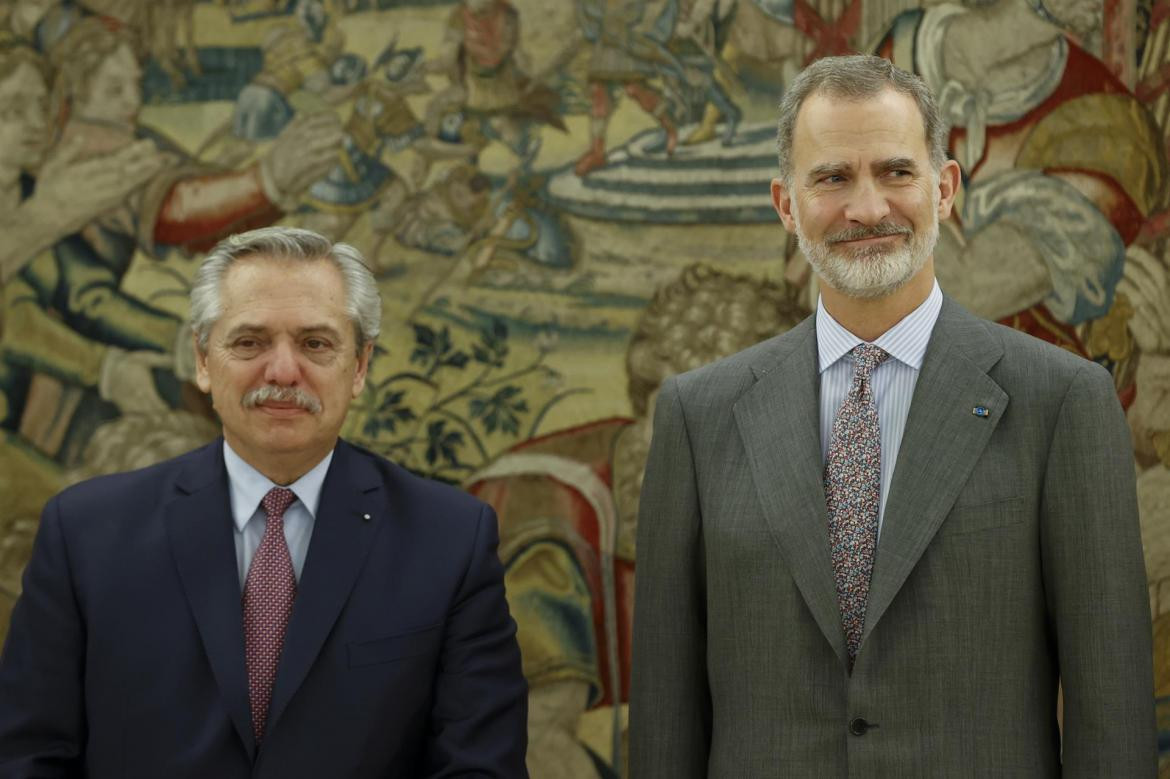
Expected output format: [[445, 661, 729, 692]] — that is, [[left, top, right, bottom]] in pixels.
[[0, 227, 528, 777]]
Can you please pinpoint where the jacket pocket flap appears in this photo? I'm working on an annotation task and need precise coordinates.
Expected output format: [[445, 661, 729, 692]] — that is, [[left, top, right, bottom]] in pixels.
[[347, 624, 443, 668], [939, 496, 1026, 536]]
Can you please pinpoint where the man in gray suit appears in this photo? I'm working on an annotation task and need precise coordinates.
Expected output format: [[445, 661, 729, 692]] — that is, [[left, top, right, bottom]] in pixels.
[[629, 54, 1155, 776]]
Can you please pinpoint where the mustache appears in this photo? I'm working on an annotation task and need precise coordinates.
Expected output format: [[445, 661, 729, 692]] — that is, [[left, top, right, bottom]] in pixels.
[[242, 385, 322, 414], [827, 222, 913, 243]]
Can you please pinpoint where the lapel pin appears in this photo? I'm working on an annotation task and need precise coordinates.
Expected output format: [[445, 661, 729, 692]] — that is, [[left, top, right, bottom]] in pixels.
[[971, 406, 990, 418], [362, 513, 372, 522]]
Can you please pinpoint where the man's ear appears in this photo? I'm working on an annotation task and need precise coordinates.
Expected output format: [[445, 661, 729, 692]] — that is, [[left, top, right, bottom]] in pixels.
[[194, 333, 211, 394], [771, 177, 796, 232], [352, 341, 374, 398], [936, 159, 961, 221]]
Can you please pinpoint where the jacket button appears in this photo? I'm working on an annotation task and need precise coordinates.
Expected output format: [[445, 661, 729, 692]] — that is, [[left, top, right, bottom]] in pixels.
[[849, 717, 869, 736]]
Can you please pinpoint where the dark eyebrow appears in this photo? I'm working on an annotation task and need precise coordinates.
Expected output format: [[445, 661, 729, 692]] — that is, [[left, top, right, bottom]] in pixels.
[[806, 162, 851, 184], [874, 157, 918, 175]]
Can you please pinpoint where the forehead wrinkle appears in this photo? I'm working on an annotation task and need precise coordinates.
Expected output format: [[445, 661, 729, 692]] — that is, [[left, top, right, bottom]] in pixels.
[[294, 324, 345, 339], [792, 92, 930, 167], [222, 323, 269, 339], [801, 153, 923, 186], [224, 322, 344, 337], [215, 257, 353, 346]]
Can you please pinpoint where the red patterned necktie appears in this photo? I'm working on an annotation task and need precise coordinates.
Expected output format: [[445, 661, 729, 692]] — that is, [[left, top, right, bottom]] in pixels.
[[824, 344, 890, 664], [243, 487, 298, 743]]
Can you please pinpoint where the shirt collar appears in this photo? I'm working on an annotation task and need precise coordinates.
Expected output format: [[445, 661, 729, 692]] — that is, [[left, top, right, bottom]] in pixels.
[[816, 280, 943, 373], [223, 440, 334, 532]]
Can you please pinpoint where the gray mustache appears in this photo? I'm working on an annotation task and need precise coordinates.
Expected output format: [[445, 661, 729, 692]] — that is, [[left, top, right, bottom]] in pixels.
[[828, 223, 913, 243], [242, 385, 322, 414]]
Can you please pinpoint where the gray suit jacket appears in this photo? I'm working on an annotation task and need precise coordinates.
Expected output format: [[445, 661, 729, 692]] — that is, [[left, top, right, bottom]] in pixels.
[[629, 297, 1154, 777]]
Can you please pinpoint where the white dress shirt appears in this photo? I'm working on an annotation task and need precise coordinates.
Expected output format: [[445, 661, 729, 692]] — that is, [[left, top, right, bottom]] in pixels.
[[817, 281, 943, 535], [223, 441, 333, 589]]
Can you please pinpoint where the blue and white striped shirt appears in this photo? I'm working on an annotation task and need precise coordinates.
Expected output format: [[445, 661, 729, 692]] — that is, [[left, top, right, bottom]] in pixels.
[[817, 281, 943, 535]]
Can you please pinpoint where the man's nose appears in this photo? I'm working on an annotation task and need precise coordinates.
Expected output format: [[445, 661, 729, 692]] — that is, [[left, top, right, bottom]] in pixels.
[[263, 340, 302, 386], [843, 178, 892, 225]]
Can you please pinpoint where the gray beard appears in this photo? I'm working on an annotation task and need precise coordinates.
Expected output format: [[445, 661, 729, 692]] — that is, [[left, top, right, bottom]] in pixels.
[[793, 205, 939, 300]]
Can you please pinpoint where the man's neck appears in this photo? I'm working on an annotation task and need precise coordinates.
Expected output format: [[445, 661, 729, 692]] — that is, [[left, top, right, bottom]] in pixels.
[[819, 262, 936, 342], [224, 436, 336, 486]]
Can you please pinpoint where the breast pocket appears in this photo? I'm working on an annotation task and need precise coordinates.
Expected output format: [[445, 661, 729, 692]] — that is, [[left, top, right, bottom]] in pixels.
[[347, 623, 443, 668], [938, 495, 1027, 536]]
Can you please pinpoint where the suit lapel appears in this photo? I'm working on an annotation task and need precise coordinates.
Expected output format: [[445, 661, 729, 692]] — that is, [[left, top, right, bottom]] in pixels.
[[862, 299, 1007, 644], [733, 318, 848, 663], [164, 441, 256, 759], [265, 441, 386, 734]]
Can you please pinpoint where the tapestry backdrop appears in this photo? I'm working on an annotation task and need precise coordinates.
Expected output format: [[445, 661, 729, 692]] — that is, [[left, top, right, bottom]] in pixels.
[[1, 0, 1169, 775]]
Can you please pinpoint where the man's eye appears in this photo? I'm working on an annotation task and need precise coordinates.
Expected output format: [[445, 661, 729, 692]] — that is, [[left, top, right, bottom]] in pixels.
[[305, 338, 331, 350], [234, 338, 261, 349]]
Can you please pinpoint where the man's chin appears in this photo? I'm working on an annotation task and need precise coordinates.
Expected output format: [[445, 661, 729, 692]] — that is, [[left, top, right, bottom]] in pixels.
[[253, 428, 320, 455], [830, 242, 904, 262], [246, 411, 316, 438], [811, 247, 928, 298], [817, 264, 920, 300]]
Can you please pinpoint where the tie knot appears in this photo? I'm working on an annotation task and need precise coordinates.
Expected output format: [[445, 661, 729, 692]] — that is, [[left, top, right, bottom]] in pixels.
[[261, 487, 296, 521], [851, 344, 890, 381]]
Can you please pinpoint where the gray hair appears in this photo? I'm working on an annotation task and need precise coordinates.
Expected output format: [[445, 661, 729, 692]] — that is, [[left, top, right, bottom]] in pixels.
[[775, 55, 948, 184], [190, 226, 382, 353]]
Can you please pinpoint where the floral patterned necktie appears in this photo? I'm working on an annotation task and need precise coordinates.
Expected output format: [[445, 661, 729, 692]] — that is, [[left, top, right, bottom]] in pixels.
[[824, 344, 890, 665], [243, 487, 298, 743]]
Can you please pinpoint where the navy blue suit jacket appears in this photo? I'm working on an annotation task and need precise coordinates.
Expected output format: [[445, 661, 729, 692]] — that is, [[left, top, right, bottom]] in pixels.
[[0, 439, 528, 777]]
